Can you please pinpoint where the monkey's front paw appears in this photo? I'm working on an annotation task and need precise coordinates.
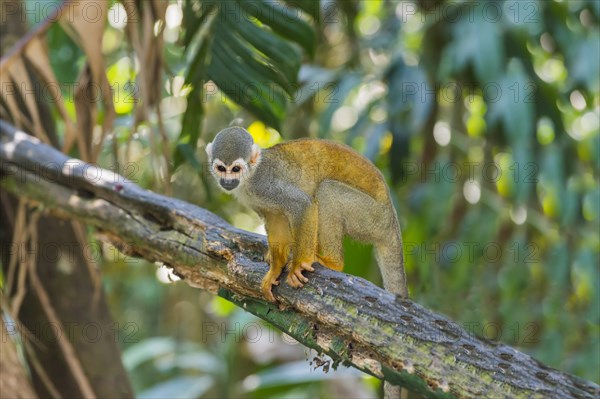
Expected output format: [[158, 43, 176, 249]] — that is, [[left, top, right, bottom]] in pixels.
[[286, 262, 314, 288], [261, 274, 280, 302], [262, 287, 276, 303]]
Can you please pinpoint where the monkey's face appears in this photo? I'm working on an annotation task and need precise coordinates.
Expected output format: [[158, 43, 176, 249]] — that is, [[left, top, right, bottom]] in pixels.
[[205, 132, 262, 193], [209, 158, 249, 192]]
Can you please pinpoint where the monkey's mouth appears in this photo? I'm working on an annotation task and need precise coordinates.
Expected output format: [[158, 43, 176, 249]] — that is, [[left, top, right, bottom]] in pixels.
[[219, 178, 239, 191]]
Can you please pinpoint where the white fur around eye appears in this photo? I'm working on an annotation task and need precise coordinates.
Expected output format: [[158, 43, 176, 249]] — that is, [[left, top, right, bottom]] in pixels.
[[212, 160, 227, 178], [229, 158, 249, 175]]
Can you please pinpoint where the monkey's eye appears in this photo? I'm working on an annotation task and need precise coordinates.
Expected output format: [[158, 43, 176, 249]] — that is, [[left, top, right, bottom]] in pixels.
[[232, 166, 241, 173], [217, 165, 226, 172]]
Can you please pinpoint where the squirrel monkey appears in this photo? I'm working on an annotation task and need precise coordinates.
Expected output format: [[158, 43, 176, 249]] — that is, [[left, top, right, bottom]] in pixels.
[[206, 127, 408, 302]]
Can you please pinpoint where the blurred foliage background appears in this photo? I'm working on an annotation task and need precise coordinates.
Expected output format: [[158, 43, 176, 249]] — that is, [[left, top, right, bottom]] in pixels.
[[18, 0, 600, 397]]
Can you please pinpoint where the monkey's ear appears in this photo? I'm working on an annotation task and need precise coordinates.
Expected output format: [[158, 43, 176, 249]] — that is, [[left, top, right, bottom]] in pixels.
[[205, 142, 213, 159], [249, 143, 261, 165]]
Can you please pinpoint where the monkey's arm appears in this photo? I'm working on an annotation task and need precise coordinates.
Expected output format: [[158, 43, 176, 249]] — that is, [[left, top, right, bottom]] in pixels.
[[261, 211, 290, 302], [250, 178, 317, 301], [285, 200, 317, 288]]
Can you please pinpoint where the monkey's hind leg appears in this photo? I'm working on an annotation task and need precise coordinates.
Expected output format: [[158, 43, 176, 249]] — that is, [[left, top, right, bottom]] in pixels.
[[286, 203, 318, 288], [316, 211, 344, 271], [314, 180, 347, 271], [262, 213, 291, 302]]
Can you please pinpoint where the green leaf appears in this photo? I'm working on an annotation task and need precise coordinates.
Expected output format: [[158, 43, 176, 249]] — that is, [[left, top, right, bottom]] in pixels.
[[568, 33, 600, 91], [487, 59, 536, 204], [318, 73, 362, 137], [561, 177, 580, 227], [214, 23, 293, 96], [155, 350, 224, 374], [183, 1, 218, 48], [590, 0, 600, 17], [176, 3, 215, 170], [237, 0, 316, 57], [282, 0, 320, 21], [138, 376, 213, 399], [174, 143, 202, 173], [175, 87, 204, 170], [487, 59, 535, 137], [363, 123, 388, 161], [207, 39, 287, 128], [583, 189, 600, 222], [232, 16, 302, 85], [387, 59, 433, 134], [122, 337, 178, 371], [242, 361, 361, 392], [294, 65, 338, 107], [386, 59, 433, 180], [438, 2, 504, 82], [546, 242, 570, 289], [502, 0, 543, 36]]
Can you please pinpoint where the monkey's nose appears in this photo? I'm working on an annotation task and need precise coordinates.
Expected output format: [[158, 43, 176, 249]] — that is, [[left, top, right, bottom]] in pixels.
[[220, 178, 239, 191]]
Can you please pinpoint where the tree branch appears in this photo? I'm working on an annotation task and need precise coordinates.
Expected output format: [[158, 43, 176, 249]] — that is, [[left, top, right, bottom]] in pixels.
[[1, 120, 598, 399]]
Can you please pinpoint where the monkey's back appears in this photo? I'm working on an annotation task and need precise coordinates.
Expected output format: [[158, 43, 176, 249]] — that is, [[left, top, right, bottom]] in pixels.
[[263, 139, 390, 203]]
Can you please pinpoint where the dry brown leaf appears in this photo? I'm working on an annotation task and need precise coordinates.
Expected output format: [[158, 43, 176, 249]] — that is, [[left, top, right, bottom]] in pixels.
[[144, 2, 165, 107], [6, 58, 51, 144], [74, 64, 94, 162], [60, 0, 115, 161], [6, 200, 27, 299], [124, 0, 167, 126], [60, 1, 108, 97], [123, 0, 141, 49], [153, 0, 168, 21], [91, 76, 116, 161], [23, 37, 78, 153], [124, 0, 147, 125], [0, 73, 24, 129]]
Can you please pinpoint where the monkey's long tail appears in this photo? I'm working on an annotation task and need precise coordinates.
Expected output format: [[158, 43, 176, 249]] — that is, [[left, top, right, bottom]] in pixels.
[[374, 211, 408, 298], [374, 210, 411, 399]]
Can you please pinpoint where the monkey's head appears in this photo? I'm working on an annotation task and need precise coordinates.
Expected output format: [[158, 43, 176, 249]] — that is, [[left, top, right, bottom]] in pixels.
[[205, 127, 261, 192]]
